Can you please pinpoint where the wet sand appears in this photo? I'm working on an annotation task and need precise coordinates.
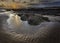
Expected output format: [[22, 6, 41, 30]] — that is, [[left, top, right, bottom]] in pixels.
[[0, 13, 60, 43]]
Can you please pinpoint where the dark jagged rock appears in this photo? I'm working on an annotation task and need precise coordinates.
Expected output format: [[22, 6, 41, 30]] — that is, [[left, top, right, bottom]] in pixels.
[[21, 15, 27, 21], [28, 15, 50, 25]]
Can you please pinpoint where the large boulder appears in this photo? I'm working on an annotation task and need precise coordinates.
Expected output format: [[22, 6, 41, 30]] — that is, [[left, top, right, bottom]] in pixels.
[[28, 15, 50, 25]]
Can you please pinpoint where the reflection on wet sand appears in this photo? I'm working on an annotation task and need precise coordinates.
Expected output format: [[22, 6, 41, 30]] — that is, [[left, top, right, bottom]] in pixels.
[[7, 13, 22, 29]]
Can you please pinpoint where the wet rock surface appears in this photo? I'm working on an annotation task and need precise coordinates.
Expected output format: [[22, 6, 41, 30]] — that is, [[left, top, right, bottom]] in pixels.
[[0, 14, 60, 43]]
